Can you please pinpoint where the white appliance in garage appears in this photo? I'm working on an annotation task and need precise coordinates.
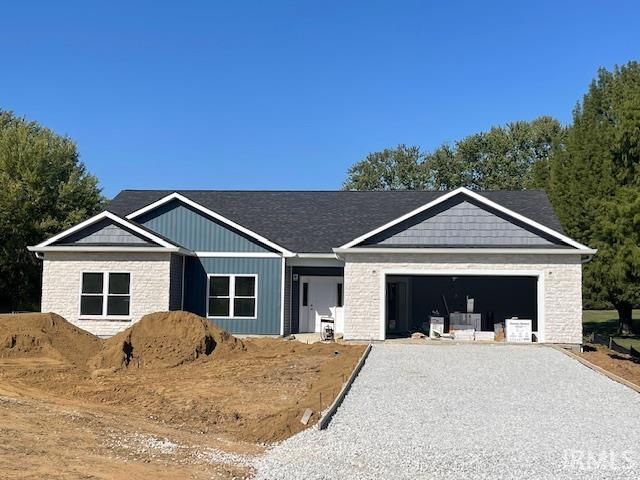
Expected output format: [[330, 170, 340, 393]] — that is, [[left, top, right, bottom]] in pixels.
[[299, 276, 344, 334]]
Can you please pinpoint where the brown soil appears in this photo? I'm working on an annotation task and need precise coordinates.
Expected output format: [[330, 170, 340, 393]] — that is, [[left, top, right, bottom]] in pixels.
[[0, 312, 101, 365], [0, 312, 365, 479], [90, 311, 245, 370], [579, 345, 640, 387]]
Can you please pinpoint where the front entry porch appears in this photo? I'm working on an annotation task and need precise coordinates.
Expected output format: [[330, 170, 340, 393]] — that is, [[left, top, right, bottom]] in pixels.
[[298, 275, 344, 334], [290, 266, 344, 334]]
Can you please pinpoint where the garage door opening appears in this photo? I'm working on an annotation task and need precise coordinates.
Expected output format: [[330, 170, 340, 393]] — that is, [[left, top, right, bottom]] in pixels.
[[385, 275, 538, 339]]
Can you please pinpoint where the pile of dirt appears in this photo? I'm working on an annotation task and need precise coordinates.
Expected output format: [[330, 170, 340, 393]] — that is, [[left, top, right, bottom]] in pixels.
[[90, 311, 244, 370], [0, 313, 101, 366]]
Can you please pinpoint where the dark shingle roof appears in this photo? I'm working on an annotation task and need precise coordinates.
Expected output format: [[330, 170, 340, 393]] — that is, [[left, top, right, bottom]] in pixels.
[[106, 190, 565, 253]]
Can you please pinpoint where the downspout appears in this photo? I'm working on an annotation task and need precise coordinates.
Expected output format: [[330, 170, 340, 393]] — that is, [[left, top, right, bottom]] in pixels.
[[279, 255, 286, 336], [581, 254, 595, 264], [180, 255, 186, 310]]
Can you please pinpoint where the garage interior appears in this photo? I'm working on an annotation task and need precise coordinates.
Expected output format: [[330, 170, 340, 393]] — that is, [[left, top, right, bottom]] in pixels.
[[385, 275, 538, 340]]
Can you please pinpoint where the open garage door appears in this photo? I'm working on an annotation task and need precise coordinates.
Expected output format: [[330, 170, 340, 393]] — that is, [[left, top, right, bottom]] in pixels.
[[385, 275, 538, 339]]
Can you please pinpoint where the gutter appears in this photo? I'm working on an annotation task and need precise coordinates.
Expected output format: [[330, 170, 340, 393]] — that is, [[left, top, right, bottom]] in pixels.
[[295, 253, 339, 259], [332, 247, 599, 255], [27, 246, 194, 255], [581, 254, 596, 264]]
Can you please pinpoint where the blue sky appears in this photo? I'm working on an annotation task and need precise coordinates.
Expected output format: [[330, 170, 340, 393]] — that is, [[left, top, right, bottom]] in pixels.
[[2, 1, 639, 198]]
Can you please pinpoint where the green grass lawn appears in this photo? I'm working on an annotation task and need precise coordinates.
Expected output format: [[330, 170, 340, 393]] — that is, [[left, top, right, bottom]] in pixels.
[[583, 309, 640, 350]]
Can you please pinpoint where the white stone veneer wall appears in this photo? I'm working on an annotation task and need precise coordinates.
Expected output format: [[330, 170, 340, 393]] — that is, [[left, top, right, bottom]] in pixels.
[[343, 253, 583, 344], [41, 252, 172, 337]]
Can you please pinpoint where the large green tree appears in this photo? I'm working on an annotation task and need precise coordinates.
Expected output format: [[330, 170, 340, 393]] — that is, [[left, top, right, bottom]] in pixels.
[[549, 62, 640, 333], [343, 116, 565, 191], [342, 144, 428, 190], [0, 111, 104, 312]]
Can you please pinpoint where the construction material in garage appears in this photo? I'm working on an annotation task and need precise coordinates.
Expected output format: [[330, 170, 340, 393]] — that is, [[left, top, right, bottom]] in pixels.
[[388, 275, 537, 342]]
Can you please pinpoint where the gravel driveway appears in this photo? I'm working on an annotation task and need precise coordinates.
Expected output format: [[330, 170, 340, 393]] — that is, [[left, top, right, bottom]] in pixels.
[[254, 344, 640, 479]]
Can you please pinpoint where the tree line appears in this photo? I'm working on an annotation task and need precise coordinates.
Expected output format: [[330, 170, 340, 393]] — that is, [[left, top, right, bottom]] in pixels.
[[0, 112, 103, 312], [344, 62, 640, 333]]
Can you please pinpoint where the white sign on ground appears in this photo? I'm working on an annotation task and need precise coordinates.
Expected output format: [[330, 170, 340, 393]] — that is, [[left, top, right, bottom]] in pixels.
[[429, 317, 444, 338], [506, 318, 532, 343]]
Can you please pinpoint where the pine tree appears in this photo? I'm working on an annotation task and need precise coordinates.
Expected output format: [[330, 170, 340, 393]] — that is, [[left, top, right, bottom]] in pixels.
[[549, 62, 640, 333]]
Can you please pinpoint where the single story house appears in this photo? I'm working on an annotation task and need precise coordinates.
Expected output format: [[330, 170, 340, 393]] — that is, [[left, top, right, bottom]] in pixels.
[[28, 187, 595, 345]]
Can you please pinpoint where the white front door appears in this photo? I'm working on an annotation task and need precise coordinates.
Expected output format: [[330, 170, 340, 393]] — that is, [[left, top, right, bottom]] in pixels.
[[299, 276, 344, 333]]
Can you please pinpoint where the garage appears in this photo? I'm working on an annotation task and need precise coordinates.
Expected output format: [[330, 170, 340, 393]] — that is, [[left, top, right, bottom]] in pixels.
[[334, 187, 595, 344], [385, 273, 539, 340]]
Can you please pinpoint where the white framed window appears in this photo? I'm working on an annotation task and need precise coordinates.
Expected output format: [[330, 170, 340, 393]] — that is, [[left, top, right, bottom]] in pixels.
[[207, 274, 257, 319], [80, 272, 131, 318]]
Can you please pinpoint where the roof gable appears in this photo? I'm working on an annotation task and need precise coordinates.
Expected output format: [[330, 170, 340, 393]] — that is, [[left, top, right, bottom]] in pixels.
[[361, 197, 567, 248], [340, 188, 592, 251], [125, 192, 292, 255], [52, 218, 156, 246], [134, 198, 275, 253], [29, 211, 185, 252]]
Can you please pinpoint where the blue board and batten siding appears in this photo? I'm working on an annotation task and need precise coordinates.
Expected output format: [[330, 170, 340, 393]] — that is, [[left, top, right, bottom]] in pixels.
[[135, 199, 282, 335], [184, 256, 282, 334], [136, 199, 274, 252]]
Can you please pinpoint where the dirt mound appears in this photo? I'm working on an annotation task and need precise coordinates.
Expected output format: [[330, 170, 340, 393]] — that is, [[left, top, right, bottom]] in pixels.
[[0, 313, 101, 365], [90, 311, 244, 370]]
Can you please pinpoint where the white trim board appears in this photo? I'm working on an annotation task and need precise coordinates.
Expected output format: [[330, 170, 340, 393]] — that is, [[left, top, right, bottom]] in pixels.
[[125, 192, 294, 257], [279, 256, 286, 336], [31, 211, 181, 250], [194, 251, 282, 258], [333, 247, 597, 255], [28, 246, 188, 254], [377, 268, 545, 342], [339, 187, 593, 252]]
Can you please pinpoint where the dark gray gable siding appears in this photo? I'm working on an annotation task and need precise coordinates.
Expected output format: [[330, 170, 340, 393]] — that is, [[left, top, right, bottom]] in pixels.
[[362, 195, 564, 248], [362, 197, 568, 247], [136, 199, 273, 253], [183, 256, 282, 335], [53, 218, 156, 246]]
